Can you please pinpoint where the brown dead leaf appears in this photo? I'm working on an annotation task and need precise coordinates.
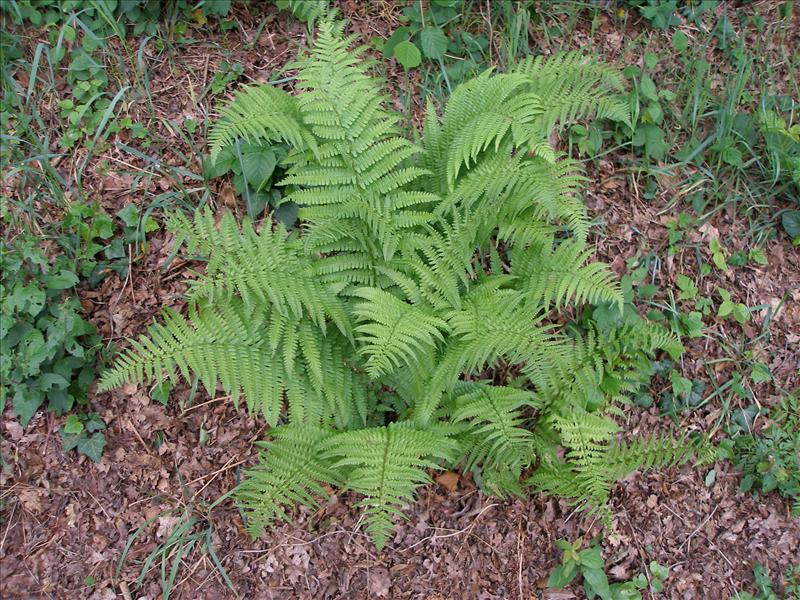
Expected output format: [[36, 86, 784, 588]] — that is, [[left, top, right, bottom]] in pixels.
[[435, 471, 459, 493], [18, 488, 45, 512], [368, 566, 391, 598]]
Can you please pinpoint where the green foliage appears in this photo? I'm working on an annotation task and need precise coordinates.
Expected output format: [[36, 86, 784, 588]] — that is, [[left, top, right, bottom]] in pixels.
[[117, 500, 239, 600], [101, 20, 707, 548], [60, 412, 107, 462], [204, 141, 291, 221], [0, 222, 99, 426], [275, 0, 328, 26], [547, 537, 670, 599], [719, 394, 800, 511], [3, 0, 231, 36], [734, 563, 800, 600], [380, 0, 490, 92]]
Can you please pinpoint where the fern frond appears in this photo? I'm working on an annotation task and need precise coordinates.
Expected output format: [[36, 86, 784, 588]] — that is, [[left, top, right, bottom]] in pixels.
[[512, 240, 623, 311], [235, 424, 340, 536], [603, 433, 710, 480], [321, 422, 457, 548], [514, 52, 630, 132], [97, 302, 290, 423], [353, 288, 450, 378], [449, 382, 539, 496], [209, 84, 318, 162], [169, 209, 351, 336]]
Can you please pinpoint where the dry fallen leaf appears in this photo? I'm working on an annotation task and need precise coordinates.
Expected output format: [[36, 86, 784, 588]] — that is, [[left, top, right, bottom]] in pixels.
[[435, 471, 459, 493]]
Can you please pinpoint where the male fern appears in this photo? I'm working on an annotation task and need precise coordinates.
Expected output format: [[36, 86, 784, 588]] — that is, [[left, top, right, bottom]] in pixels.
[[100, 20, 706, 548]]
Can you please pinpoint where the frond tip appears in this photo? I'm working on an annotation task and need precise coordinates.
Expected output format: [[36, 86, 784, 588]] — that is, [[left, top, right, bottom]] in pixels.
[[322, 422, 458, 549], [235, 425, 341, 536]]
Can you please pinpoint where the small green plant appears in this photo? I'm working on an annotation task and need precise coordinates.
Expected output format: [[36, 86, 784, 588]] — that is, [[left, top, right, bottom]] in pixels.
[[208, 60, 244, 96], [0, 221, 99, 426], [117, 494, 238, 600], [380, 0, 489, 93], [275, 0, 328, 26], [60, 412, 107, 462], [203, 141, 292, 222], [548, 537, 669, 599], [734, 562, 800, 600], [719, 394, 800, 515], [100, 20, 708, 549]]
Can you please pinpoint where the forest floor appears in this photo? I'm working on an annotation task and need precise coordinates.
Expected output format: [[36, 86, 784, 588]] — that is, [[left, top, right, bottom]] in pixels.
[[1, 2, 799, 599]]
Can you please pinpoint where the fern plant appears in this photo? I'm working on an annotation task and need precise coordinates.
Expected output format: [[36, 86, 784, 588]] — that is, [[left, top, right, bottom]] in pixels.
[[100, 20, 707, 548]]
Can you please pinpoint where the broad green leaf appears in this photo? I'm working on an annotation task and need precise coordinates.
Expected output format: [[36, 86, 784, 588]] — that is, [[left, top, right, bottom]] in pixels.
[[748, 248, 768, 265], [77, 432, 107, 462], [382, 27, 412, 59], [64, 414, 85, 435], [45, 269, 79, 289], [13, 388, 44, 427], [420, 27, 448, 60], [732, 303, 749, 324], [672, 30, 689, 52], [750, 363, 771, 384], [639, 76, 658, 102], [547, 560, 578, 588], [582, 566, 612, 600], [649, 561, 669, 581], [116, 204, 140, 228], [241, 146, 277, 192], [781, 210, 800, 239], [578, 547, 604, 570], [718, 299, 734, 318], [393, 41, 421, 69]]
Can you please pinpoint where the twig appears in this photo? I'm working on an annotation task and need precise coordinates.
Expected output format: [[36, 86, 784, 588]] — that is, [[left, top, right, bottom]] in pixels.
[[404, 502, 498, 550], [678, 504, 719, 552]]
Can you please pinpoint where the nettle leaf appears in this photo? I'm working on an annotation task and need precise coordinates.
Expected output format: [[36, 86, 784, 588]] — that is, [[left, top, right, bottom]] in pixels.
[[582, 566, 611, 600], [547, 561, 578, 588], [420, 27, 448, 60]]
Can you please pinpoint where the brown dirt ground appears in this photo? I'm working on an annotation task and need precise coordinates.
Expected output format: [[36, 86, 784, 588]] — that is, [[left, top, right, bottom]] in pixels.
[[1, 2, 799, 599]]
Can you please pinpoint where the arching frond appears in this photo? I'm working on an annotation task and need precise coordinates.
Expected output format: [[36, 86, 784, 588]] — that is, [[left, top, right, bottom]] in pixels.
[[235, 425, 341, 535], [321, 422, 458, 548], [209, 84, 318, 162], [512, 240, 623, 312], [353, 288, 450, 378]]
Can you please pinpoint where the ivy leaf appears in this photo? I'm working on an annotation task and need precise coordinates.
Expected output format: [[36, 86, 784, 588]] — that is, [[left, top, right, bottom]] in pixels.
[[393, 40, 421, 69], [85, 413, 106, 432], [420, 27, 448, 60], [63, 414, 85, 435], [77, 432, 106, 462]]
